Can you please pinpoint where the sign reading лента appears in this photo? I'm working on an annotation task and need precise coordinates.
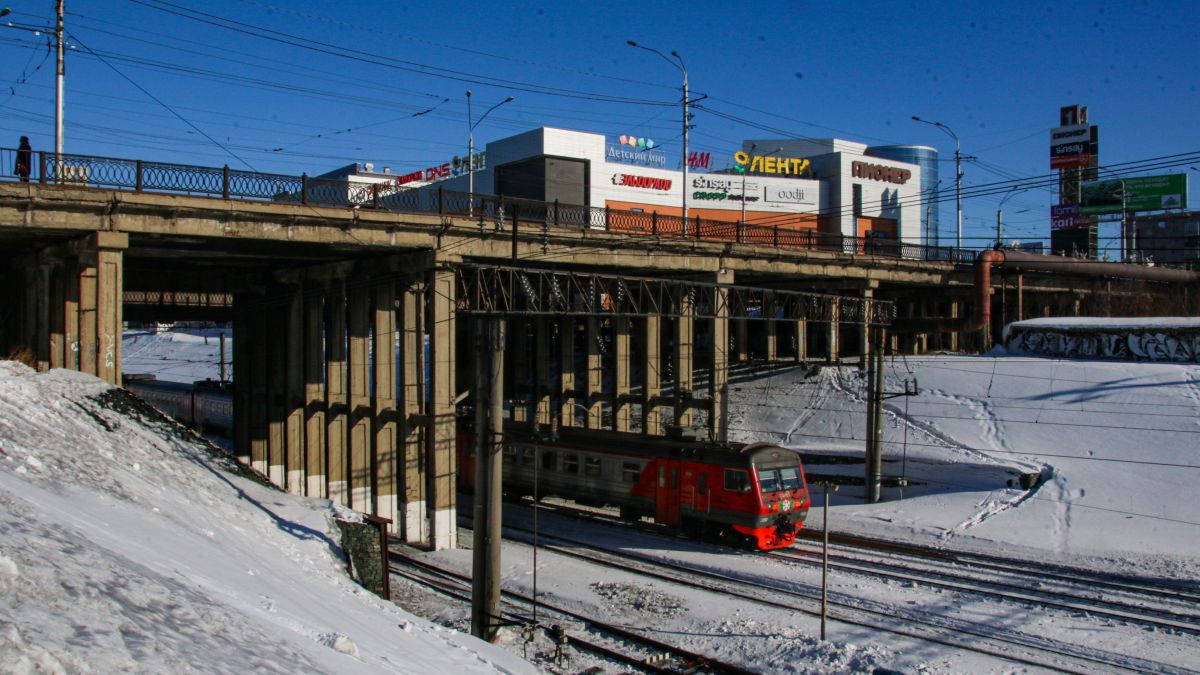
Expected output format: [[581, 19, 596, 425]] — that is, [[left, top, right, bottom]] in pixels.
[[734, 152, 811, 176]]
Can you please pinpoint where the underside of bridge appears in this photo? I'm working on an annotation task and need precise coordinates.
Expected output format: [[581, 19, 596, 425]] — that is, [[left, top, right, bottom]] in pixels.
[[2, 182, 1196, 550]]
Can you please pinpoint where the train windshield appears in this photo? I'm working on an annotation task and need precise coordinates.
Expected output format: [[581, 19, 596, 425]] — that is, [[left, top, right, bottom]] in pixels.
[[758, 466, 803, 493]]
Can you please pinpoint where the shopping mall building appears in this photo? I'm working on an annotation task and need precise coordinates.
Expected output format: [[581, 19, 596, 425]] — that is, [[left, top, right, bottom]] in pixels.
[[328, 127, 934, 247]]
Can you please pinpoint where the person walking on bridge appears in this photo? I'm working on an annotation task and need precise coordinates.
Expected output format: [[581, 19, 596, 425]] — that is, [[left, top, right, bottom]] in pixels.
[[14, 136, 32, 182]]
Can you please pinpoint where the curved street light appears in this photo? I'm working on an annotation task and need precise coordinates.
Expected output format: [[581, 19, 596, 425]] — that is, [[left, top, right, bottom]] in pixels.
[[912, 116, 962, 251], [467, 91, 514, 217], [995, 187, 1028, 248], [628, 40, 690, 234]]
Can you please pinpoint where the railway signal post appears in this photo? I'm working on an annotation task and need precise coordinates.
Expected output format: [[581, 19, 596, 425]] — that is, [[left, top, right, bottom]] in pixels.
[[816, 480, 839, 640]]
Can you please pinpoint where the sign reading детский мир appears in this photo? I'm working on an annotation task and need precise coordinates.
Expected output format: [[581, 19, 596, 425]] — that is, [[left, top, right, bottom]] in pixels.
[[607, 135, 668, 168]]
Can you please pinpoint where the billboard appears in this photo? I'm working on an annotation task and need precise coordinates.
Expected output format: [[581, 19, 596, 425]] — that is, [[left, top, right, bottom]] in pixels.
[[606, 135, 668, 168], [1080, 174, 1188, 215], [1051, 203, 1085, 230], [1049, 124, 1097, 169]]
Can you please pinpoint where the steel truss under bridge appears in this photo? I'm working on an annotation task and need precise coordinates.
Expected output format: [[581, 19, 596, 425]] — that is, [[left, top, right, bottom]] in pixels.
[[450, 263, 894, 325]]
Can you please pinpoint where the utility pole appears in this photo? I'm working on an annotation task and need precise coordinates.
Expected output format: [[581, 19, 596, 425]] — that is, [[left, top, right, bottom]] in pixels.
[[818, 480, 838, 641], [471, 319, 505, 642], [55, 0, 65, 156], [864, 327, 885, 503]]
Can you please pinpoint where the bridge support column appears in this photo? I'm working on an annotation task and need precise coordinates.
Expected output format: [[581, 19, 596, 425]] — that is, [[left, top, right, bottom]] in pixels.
[[643, 316, 662, 436], [284, 287, 305, 494], [559, 317, 576, 429], [232, 294, 251, 465], [859, 287, 874, 370], [426, 266, 457, 550], [266, 296, 287, 487], [674, 290, 694, 429], [348, 287, 373, 513], [510, 320, 529, 423], [614, 316, 632, 432], [765, 318, 778, 363], [585, 317, 603, 429], [325, 281, 349, 507], [400, 280, 426, 544], [710, 269, 732, 442], [794, 319, 808, 362], [67, 232, 126, 384], [245, 294, 269, 476], [303, 288, 327, 497], [535, 318, 552, 426], [734, 318, 748, 362], [374, 281, 399, 529], [827, 298, 840, 364]]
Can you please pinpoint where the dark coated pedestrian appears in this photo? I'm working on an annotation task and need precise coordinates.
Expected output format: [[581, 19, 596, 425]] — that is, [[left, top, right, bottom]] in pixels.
[[14, 136, 32, 182]]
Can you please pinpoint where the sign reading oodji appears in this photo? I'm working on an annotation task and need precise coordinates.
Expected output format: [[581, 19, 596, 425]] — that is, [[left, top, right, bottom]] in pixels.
[[612, 174, 672, 190]]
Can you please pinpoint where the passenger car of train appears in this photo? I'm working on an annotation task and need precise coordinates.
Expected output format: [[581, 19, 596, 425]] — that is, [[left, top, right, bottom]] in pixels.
[[124, 375, 234, 437], [459, 427, 810, 550]]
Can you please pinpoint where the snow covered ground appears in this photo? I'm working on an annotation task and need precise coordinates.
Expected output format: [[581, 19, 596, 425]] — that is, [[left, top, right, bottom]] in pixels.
[[8, 327, 1191, 672], [0, 361, 535, 674]]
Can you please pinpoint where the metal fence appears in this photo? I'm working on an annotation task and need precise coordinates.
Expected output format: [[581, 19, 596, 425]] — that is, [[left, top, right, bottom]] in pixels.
[[1, 147, 979, 265]]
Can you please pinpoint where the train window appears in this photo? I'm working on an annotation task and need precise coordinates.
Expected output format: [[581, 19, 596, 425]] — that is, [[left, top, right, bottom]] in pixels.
[[503, 447, 517, 464], [622, 462, 640, 483], [542, 451, 557, 471], [758, 467, 803, 493], [521, 447, 535, 465], [563, 454, 578, 473], [758, 469, 781, 493], [584, 457, 602, 477], [778, 466, 803, 490], [724, 469, 751, 493]]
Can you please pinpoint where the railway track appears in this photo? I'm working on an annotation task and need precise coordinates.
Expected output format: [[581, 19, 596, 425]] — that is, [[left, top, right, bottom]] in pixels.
[[388, 543, 756, 675], [463, 501, 1195, 674]]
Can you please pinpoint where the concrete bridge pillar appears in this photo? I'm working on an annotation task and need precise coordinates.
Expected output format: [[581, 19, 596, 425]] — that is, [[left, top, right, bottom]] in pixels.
[[284, 287, 305, 495], [426, 265, 458, 550], [510, 319, 529, 423], [643, 316, 662, 436], [710, 269, 732, 442], [734, 318, 748, 362], [765, 318, 778, 362], [559, 317, 577, 429], [614, 316, 632, 432], [859, 287, 874, 370], [673, 289, 695, 428], [827, 298, 841, 364], [325, 280, 349, 506], [400, 279, 426, 544], [586, 317, 603, 428], [373, 281, 399, 529], [347, 286, 373, 513], [794, 319, 808, 362], [302, 288, 327, 497], [53, 232, 126, 385], [535, 318, 552, 426]]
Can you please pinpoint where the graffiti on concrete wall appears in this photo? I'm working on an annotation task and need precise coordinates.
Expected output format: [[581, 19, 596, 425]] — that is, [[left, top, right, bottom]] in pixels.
[[1007, 328, 1200, 362]]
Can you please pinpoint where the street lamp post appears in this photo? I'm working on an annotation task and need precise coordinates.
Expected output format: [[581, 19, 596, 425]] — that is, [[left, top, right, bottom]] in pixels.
[[912, 116, 961, 251], [740, 145, 781, 225], [996, 187, 1027, 249], [628, 40, 690, 235], [467, 91, 514, 217]]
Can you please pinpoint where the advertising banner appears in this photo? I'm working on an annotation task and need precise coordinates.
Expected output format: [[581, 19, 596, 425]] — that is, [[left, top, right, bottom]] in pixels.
[[606, 135, 668, 168], [1080, 174, 1188, 215], [1049, 124, 1097, 170], [1051, 203, 1084, 230]]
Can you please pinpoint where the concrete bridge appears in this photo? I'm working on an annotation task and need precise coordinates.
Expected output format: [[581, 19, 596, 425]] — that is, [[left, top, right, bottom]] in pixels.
[[3, 157, 1194, 550]]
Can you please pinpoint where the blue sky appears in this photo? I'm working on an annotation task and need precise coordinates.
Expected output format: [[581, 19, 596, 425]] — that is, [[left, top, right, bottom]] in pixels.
[[2, 0, 1197, 252]]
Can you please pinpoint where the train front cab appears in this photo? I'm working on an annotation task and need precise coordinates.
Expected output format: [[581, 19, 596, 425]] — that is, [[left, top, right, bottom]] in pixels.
[[734, 444, 810, 549]]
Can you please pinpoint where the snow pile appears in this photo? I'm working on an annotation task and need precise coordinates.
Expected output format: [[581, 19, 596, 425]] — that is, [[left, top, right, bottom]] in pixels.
[[0, 362, 534, 674]]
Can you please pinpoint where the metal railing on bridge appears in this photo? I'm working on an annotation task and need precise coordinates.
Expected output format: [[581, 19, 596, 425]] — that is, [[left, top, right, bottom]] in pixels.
[[2, 147, 978, 265]]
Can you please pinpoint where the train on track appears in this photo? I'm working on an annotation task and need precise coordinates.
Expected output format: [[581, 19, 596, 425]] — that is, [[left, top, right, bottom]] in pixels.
[[124, 375, 234, 437], [121, 377, 811, 550], [459, 427, 811, 550]]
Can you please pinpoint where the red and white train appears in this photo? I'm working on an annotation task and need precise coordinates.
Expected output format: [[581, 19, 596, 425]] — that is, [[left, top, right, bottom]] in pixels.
[[459, 427, 811, 550]]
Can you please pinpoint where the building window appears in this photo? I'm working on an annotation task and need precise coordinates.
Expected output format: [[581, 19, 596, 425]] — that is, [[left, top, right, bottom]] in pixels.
[[852, 184, 863, 216]]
